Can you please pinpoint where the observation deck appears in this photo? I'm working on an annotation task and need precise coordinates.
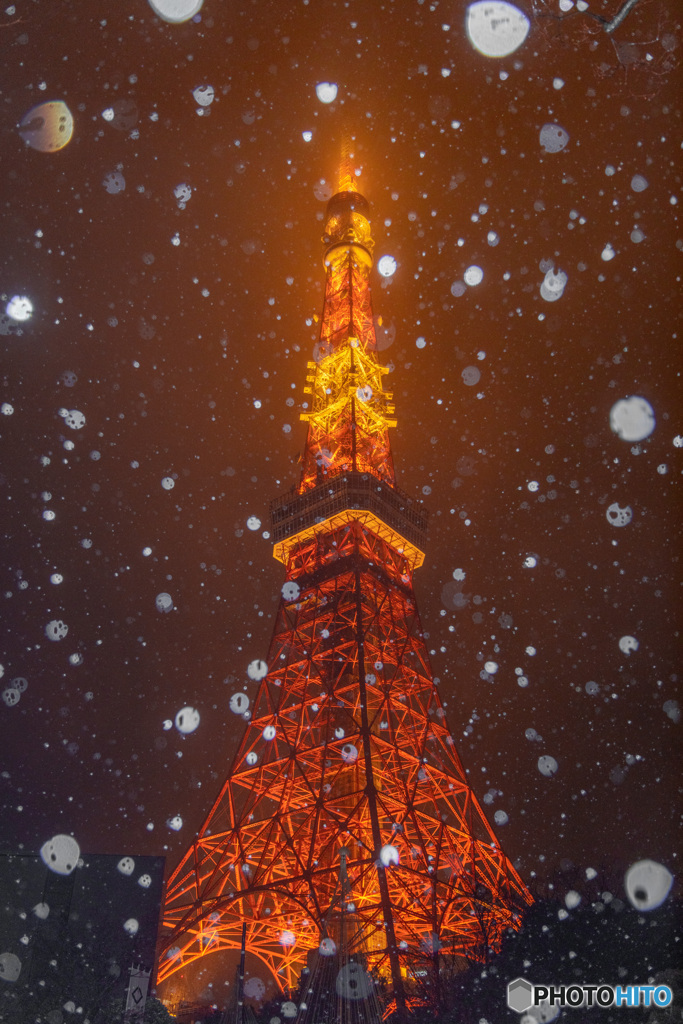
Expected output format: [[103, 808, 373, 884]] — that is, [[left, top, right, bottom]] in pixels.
[[270, 471, 428, 570]]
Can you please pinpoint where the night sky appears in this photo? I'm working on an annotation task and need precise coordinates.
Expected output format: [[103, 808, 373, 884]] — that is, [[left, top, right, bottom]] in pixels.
[[1, 0, 680, 997]]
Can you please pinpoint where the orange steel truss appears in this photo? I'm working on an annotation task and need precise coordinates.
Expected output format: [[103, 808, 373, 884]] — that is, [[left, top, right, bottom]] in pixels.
[[157, 170, 532, 1003]]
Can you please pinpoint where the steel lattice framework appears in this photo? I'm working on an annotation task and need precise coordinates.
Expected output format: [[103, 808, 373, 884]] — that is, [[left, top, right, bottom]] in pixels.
[[157, 164, 532, 1005]]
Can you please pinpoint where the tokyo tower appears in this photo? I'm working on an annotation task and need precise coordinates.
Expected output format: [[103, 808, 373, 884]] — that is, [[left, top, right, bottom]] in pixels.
[[157, 151, 532, 1013]]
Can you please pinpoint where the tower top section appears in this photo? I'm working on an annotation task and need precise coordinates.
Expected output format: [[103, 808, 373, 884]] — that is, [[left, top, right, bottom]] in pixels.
[[323, 141, 374, 262], [292, 167, 395, 499], [337, 132, 358, 193], [322, 190, 373, 263]]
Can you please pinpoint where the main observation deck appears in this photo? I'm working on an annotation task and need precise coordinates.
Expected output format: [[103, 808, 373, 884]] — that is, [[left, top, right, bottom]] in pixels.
[[270, 471, 428, 570]]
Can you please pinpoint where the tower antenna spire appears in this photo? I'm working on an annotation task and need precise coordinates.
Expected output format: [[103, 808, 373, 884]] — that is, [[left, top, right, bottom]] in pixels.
[[338, 128, 357, 194]]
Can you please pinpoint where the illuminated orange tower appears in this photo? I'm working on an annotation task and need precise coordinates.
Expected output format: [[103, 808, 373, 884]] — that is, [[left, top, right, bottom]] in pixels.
[[158, 151, 532, 1013]]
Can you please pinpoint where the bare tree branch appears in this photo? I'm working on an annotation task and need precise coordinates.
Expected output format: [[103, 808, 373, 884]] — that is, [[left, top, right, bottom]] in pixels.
[[604, 0, 641, 34], [535, 0, 642, 36]]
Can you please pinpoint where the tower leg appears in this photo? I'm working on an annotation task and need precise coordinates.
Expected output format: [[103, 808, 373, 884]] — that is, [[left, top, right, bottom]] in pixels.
[[237, 921, 247, 1024], [354, 569, 407, 1024]]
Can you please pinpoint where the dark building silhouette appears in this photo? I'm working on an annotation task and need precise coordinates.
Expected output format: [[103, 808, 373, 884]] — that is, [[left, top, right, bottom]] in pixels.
[[0, 850, 164, 1022]]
